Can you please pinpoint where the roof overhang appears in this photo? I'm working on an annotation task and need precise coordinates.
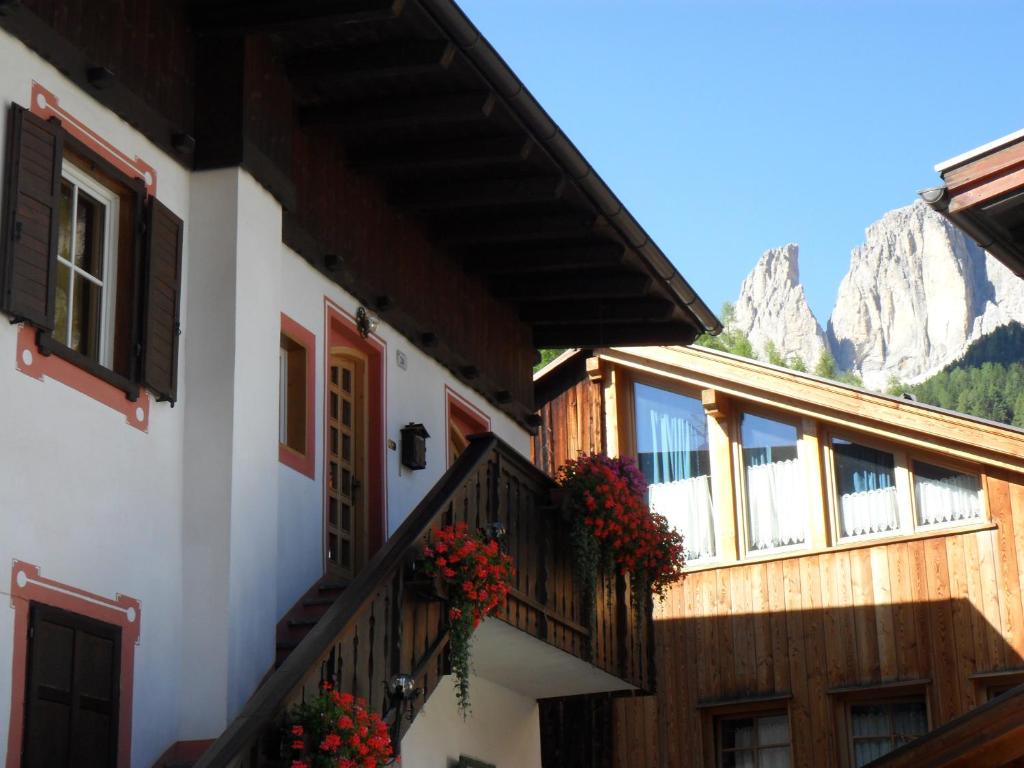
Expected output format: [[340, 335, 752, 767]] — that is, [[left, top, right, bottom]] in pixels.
[[192, 0, 721, 348], [921, 130, 1024, 278]]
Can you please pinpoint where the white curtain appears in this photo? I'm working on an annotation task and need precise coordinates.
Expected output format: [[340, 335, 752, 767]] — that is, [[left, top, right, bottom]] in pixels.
[[648, 410, 701, 483], [746, 458, 806, 551], [915, 474, 982, 525], [840, 486, 900, 537], [649, 476, 715, 561]]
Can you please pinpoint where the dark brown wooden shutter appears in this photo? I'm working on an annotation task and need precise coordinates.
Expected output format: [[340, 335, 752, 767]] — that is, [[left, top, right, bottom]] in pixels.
[[23, 604, 121, 768], [1, 104, 63, 330], [141, 196, 183, 403]]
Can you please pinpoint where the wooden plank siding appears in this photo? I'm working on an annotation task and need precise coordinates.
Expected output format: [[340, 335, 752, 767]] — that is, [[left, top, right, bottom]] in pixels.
[[531, 348, 1024, 768]]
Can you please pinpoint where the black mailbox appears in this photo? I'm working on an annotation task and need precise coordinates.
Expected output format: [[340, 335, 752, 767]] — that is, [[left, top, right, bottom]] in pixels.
[[400, 423, 429, 470]]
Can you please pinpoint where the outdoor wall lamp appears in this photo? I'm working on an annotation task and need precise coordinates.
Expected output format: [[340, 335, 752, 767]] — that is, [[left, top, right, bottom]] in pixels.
[[484, 520, 507, 543], [384, 672, 422, 755], [356, 306, 378, 339]]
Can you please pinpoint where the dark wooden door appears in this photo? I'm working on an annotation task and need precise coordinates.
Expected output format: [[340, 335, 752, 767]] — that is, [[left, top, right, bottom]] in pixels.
[[22, 603, 121, 768]]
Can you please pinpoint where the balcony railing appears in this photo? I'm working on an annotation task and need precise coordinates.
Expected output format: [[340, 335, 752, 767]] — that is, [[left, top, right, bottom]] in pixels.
[[195, 433, 653, 768]]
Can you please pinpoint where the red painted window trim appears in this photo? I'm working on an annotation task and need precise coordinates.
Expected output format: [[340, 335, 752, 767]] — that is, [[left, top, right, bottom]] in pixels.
[[446, 385, 491, 466], [14, 81, 159, 430], [5, 561, 140, 768], [279, 313, 316, 479], [325, 300, 388, 559]]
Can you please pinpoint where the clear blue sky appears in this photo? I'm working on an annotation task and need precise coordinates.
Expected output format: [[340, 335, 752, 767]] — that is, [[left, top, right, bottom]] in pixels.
[[458, 0, 1024, 325]]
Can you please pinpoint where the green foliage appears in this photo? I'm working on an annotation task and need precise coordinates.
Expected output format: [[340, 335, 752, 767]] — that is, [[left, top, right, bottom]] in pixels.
[[814, 351, 837, 379], [694, 302, 757, 359], [788, 355, 807, 372], [899, 324, 1024, 427], [535, 348, 567, 371], [763, 340, 785, 367]]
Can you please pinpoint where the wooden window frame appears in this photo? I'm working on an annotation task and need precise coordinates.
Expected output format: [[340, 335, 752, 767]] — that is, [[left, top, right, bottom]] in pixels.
[[732, 404, 813, 560], [822, 427, 989, 546], [970, 669, 1024, 704], [699, 698, 794, 768], [830, 681, 931, 768], [279, 313, 316, 478], [626, 373, 725, 565]]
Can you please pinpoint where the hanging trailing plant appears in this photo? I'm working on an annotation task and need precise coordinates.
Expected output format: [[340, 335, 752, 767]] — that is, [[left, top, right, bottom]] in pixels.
[[420, 522, 514, 717], [556, 453, 686, 611], [286, 681, 395, 768]]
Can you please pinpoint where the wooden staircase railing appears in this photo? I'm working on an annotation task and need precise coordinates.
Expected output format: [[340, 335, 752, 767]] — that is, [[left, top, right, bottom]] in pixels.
[[194, 434, 653, 768]]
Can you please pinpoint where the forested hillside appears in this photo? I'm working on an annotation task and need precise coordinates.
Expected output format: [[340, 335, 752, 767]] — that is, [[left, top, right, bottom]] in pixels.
[[889, 323, 1024, 427]]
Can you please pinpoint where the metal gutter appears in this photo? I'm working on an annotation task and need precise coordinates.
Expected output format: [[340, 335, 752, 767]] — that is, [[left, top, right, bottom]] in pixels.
[[415, 0, 723, 335]]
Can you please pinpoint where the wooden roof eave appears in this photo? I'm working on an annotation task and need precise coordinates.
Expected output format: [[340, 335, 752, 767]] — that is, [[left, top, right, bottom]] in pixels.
[[590, 345, 1024, 475]]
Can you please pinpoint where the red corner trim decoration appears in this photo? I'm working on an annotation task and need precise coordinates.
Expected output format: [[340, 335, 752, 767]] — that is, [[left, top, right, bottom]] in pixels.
[[6, 560, 141, 768], [325, 299, 388, 553], [16, 325, 150, 431], [279, 312, 316, 479], [30, 81, 158, 196]]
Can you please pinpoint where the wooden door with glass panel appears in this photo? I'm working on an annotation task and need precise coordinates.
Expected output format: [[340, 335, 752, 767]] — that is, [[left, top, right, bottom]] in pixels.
[[327, 351, 368, 579]]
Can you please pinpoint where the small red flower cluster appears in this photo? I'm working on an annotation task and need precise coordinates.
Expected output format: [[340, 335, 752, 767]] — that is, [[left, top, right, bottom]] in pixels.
[[421, 522, 514, 630], [421, 522, 514, 716], [558, 453, 685, 596], [288, 681, 396, 768]]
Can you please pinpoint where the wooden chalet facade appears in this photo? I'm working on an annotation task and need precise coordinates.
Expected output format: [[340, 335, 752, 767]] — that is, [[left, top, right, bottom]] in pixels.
[[534, 346, 1024, 768], [0, 2, 718, 767]]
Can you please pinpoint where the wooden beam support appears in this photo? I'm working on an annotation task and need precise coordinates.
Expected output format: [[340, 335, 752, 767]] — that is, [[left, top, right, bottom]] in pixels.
[[461, 242, 624, 275], [520, 297, 674, 324], [191, 0, 404, 33], [492, 272, 651, 302], [448, 213, 596, 245], [392, 176, 565, 211], [533, 322, 699, 348], [299, 91, 495, 130], [701, 388, 729, 419], [350, 135, 533, 173], [286, 40, 455, 83]]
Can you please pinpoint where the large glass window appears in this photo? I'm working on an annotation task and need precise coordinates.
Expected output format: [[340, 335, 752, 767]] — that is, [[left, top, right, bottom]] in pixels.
[[741, 413, 805, 552], [635, 383, 716, 561], [913, 460, 983, 528], [849, 698, 927, 767], [717, 712, 792, 768], [832, 438, 900, 539]]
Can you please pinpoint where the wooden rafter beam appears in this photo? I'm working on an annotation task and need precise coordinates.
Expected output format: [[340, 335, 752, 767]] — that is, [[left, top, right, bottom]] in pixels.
[[533, 322, 700, 348], [448, 213, 596, 245], [299, 91, 495, 129], [460, 242, 624, 275], [286, 40, 455, 83], [350, 135, 533, 173], [491, 272, 650, 301], [520, 297, 675, 324], [191, 0, 403, 33], [392, 176, 565, 211]]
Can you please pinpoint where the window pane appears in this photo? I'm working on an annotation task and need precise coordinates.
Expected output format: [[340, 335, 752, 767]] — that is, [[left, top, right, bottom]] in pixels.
[[891, 701, 927, 741], [721, 751, 755, 768], [721, 718, 755, 749], [851, 704, 889, 737], [757, 715, 789, 746], [73, 190, 106, 279], [635, 384, 716, 560], [833, 438, 899, 538], [853, 739, 892, 767], [54, 261, 72, 347], [913, 460, 982, 526], [741, 413, 805, 551], [758, 746, 791, 768], [58, 181, 73, 264], [70, 271, 102, 359]]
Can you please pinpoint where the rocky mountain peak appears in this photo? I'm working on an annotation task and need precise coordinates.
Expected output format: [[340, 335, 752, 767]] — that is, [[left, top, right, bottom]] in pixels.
[[732, 243, 828, 368]]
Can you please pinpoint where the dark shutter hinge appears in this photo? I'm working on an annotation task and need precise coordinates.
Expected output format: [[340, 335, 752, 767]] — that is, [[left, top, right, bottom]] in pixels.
[[175, 322, 182, 337], [13, 220, 22, 242], [28, 625, 34, 639]]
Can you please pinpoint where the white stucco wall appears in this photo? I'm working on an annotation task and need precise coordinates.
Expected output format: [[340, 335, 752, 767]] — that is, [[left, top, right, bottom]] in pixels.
[[0, 30, 191, 767], [0, 24, 533, 768], [401, 675, 543, 768]]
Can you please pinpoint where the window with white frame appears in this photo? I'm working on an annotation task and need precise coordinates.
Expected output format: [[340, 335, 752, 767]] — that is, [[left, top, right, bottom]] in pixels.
[[55, 161, 120, 367], [634, 382, 717, 562], [739, 412, 806, 553]]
